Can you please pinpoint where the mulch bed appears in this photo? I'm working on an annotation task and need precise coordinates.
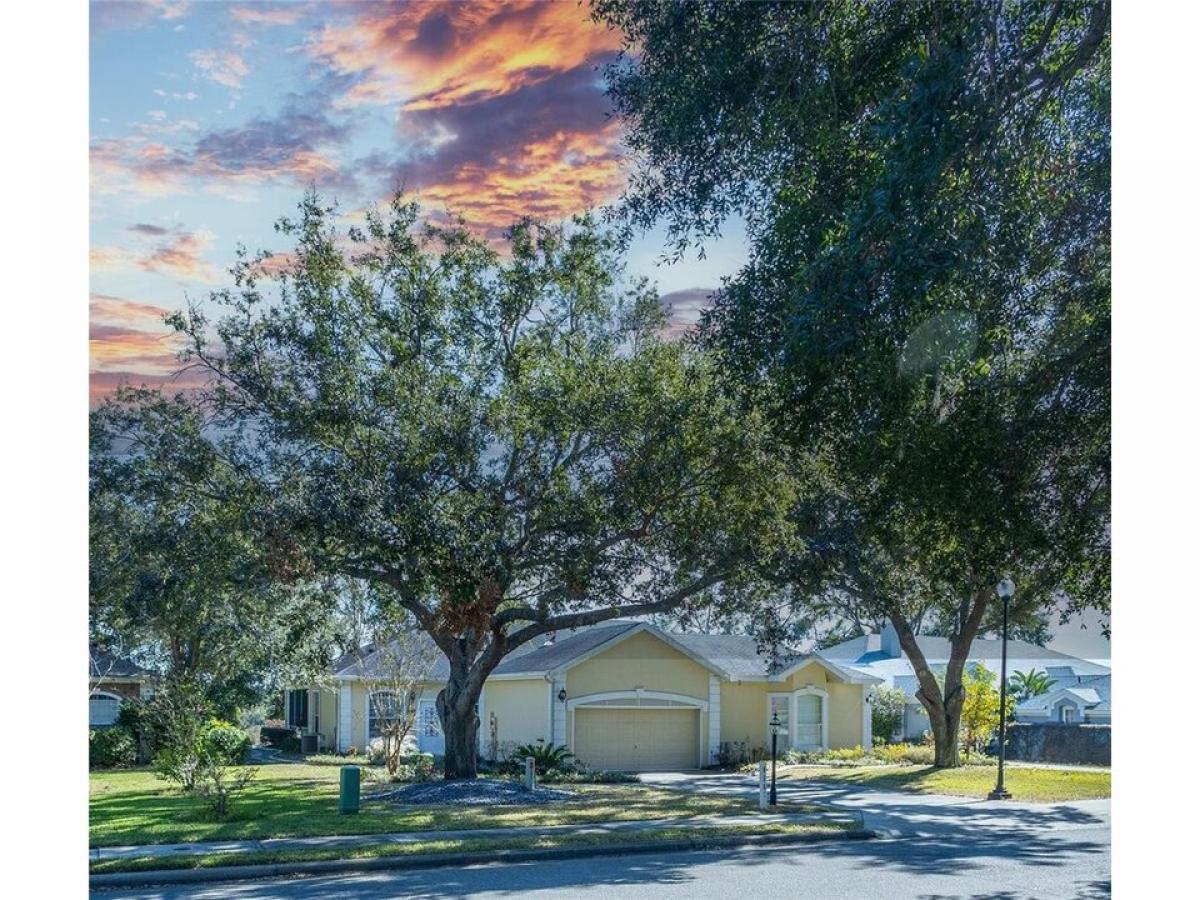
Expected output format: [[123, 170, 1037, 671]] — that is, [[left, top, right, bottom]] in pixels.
[[368, 778, 578, 806]]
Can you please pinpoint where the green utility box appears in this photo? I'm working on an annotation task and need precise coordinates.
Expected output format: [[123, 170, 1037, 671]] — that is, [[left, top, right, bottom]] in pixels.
[[339, 765, 361, 814]]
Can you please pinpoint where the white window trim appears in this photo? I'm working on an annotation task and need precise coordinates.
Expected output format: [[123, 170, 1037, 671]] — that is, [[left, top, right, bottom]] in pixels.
[[367, 689, 407, 743], [767, 686, 829, 751], [766, 691, 791, 747], [566, 690, 708, 712], [792, 686, 830, 751], [1058, 702, 1081, 723], [89, 691, 123, 727]]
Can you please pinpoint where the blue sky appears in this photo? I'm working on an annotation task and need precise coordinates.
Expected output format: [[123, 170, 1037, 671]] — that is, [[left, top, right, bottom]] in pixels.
[[89, 1, 1107, 657], [90, 0, 745, 400]]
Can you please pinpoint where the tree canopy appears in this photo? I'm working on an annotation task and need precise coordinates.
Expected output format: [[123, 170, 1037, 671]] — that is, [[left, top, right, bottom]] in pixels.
[[90, 388, 335, 713], [596, 0, 1110, 765], [164, 193, 798, 776]]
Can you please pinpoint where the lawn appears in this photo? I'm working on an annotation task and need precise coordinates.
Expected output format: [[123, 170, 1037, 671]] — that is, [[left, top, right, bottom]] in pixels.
[[777, 763, 1110, 802], [90, 765, 808, 847], [90, 821, 855, 875]]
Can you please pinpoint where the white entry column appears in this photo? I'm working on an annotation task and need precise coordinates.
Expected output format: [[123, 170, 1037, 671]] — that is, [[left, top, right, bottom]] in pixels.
[[338, 683, 352, 752], [707, 675, 722, 764]]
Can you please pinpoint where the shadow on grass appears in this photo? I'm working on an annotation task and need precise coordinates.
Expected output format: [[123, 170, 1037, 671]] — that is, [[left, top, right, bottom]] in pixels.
[[90, 774, 766, 848]]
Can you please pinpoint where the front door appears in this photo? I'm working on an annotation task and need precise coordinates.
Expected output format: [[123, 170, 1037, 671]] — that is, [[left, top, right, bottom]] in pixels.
[[417, 699, 444, 755]]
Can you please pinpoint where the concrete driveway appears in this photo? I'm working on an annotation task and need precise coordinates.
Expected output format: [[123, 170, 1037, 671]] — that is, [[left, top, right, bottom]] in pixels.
[[638, 770, 1110, 842]]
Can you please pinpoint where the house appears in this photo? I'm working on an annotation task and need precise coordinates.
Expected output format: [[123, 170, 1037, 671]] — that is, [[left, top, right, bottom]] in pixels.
[[1013, 670, 1111, 724], [89, 646, 153, 728], [286, 621, 881, 770], [822, 622, 1112, 738]]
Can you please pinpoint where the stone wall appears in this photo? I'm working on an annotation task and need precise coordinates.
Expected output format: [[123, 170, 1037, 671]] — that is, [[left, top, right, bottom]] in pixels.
[[1004, 722, 1110, 765]]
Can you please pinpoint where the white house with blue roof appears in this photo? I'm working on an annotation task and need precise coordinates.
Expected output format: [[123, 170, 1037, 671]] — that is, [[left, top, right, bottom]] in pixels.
[[822, 622, 1111, 739]]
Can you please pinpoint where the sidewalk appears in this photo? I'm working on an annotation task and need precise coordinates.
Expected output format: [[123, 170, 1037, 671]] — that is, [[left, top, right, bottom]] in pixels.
[[92, 809, 859, 863]]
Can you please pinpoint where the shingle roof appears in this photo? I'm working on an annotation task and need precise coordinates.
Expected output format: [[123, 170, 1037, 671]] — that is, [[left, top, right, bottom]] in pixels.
[[669, 633, 776, 679], [330, 622, 859, 683], [89, 646, 154, 679], [333, 622, 644, 681]]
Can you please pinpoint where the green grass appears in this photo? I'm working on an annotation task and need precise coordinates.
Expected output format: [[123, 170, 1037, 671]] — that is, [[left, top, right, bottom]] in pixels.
[[90, 765, 806, 848], [90, 821, 854, 875], [777, 763, 1110, 802]]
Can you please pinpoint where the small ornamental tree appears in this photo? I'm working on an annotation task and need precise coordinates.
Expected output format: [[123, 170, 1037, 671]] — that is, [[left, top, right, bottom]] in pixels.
[[166, 194, 798, 779], [958, 667, 1012, 759], [362, 627, 441, 776]]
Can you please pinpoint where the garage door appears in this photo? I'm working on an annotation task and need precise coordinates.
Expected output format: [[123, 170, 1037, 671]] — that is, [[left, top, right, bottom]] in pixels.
[[573, 707, 699, 771]]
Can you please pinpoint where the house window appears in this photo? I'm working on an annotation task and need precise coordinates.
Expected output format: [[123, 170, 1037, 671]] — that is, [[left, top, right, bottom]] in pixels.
[[768, 694, 790, 743], [369, 691, 405, 738], [90, 693, 121, 727], [794, 693, 823, 748], [418, 699, 443, 737], [1060, 705, 1076, 723], [286, 690, 309, 729]]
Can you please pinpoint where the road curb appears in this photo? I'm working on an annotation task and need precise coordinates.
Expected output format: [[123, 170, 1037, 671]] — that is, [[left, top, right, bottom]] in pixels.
[[90, 828, 876, 890]]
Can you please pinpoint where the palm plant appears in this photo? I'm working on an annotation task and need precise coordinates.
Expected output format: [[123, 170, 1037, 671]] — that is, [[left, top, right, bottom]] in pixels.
[[1008, 669, 1054, 703], [513, 740, 575, 775]]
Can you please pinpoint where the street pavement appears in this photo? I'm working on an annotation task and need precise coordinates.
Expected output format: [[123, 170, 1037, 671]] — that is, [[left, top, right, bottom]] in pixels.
[[92, 772, 1110, 899]]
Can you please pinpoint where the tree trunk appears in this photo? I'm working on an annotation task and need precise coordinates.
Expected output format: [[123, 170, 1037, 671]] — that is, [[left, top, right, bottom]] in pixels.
[[436, 646, 489, 780], [888, 590, 990, 769]]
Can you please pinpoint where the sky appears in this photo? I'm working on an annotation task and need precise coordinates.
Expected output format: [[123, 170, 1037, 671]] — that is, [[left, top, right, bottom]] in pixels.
[[89, 0, 743, 403], [88, 0, 1108, 659]]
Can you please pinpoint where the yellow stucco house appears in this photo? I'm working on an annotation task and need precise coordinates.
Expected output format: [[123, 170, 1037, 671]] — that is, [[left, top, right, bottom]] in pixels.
[[286, 621, 881, 771]]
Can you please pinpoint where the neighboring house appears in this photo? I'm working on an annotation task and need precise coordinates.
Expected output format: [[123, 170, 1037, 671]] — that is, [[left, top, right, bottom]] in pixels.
[[822, 623, 1112, 739], [89, 646, 153, 728], [287, 621, 880, 770], [1014, 670, 1111, 725]]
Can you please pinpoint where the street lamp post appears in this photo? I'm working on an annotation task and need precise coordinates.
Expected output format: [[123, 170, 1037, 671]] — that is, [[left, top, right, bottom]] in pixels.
[[769, 712, 781, 806], [989, 577, 1015, 801]]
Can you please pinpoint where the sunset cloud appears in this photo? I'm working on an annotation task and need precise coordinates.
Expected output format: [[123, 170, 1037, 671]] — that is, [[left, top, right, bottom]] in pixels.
[[359, 59, 626, 233], [91, 228, 218, 281], [90, 93, 351, 196], [308, 0, 621, 111], [138, 229, 217, 281], [659, 288, 716, 339], [88, 294, 197, 404]]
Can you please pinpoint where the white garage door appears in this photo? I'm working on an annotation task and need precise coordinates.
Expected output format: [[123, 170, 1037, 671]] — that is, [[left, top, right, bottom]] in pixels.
[[573, 707, 699, 771]]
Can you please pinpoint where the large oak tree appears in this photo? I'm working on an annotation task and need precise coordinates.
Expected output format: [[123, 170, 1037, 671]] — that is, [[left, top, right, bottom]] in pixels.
[[167, 194, 796, 778], [596, 0, 1110, 765]]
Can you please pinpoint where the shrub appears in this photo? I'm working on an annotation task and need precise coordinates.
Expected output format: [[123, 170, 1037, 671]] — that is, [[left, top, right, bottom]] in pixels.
[[305, 753, 372, 766], [511, 740, 575, 775], [718, 740, 767, 768], [540, 768, 638, 784], [873, 742, 935, 765], [870, 687, 907, 744], [90, 727, 137, 769], [193, 756, 255, 819], [387, 752, 437, 783], [276, 736, 301, 754], [149, 679, 214, 791], [345, 745, 358, 757], [203, 720, 252, 765], [260, 725, 299, 747]]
